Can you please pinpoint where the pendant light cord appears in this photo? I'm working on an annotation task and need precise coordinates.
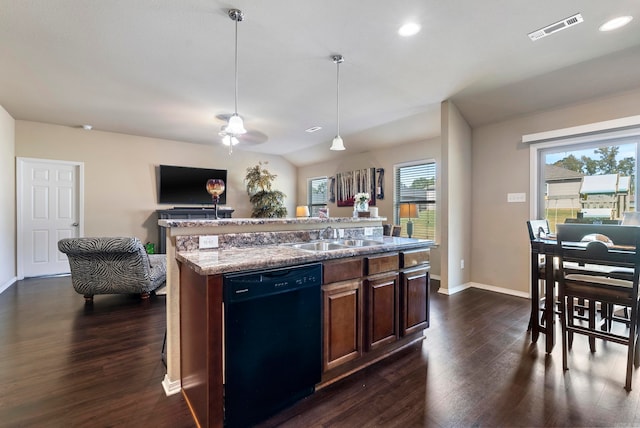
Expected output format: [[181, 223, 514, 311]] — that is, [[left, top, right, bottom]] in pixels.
[[234, 18, 239, 115], [335, 59, 340, 135]]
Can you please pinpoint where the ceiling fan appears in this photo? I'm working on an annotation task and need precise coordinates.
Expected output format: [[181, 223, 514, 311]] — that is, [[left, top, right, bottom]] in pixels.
[[216, 113, 269, 148]]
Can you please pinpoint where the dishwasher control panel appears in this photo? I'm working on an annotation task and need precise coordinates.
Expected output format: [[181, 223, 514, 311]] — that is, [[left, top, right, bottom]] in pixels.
[[223, 263, 322, 303]]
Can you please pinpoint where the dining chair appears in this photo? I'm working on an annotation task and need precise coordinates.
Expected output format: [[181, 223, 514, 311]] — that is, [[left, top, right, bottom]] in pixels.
[[527, 219, 556, 328], [556, 223, 640, 391]]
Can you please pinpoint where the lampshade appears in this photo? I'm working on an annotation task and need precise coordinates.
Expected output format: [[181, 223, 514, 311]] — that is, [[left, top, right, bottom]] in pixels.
[[221, 134, 239, 146], [206, 179, 226, 197], [296, 205, 310, 217], [330, 135, 345, 151], [226, 114, 246, 135], [399, 203, 418, 219]]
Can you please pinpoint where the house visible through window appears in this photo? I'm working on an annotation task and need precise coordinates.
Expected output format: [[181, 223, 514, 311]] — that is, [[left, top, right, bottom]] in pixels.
[[535, 135, 639, 232], [308, 176, 328, 216], [394, 161, 436, 239]]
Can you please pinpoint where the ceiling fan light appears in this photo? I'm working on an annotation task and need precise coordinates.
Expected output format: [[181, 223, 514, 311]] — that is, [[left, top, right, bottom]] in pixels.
[[222, 134, 239, 146], [226, 114, 247, 135], [330, 135, 345, 151]]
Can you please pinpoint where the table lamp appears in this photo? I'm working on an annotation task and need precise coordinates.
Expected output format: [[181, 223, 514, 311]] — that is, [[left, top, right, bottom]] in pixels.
[[206, 179, 226, 219], [296, 205, 310, 218], [399, 203, 418, 238]]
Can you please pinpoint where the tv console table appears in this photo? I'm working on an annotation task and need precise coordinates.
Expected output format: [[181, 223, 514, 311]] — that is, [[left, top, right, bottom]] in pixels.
[[156, 208, 234, 253]]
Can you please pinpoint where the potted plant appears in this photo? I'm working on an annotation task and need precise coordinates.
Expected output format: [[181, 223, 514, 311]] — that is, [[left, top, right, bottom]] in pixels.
[[244, 162, 288, 218], [354, 192, 371, 212]]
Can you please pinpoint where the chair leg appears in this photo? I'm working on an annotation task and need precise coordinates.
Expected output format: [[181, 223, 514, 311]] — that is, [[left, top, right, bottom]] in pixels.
[[635, 305, 640, 369], [559, 292, 569, 372], [83, 294, 94, 303], [625, 304, 638, 391], [141, 292, 150, 300], [589, 299, 596, 353], [567, 296, 574, 349]]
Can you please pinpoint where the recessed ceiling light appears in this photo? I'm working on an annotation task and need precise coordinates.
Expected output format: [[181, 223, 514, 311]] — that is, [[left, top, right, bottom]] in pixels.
[[599, 16, 633, 32], [82, 124, 92, 130], [305, 126, 322, 133], [398, 22, 421, 37]]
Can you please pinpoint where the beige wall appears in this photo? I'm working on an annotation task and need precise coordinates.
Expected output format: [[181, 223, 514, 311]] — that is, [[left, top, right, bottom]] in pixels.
[[0, 106, 16, 291], [14, 121, 297, 246], [471, 87, 640, 295], [440, 101, 472, 293], [296, 137, 442, 276]]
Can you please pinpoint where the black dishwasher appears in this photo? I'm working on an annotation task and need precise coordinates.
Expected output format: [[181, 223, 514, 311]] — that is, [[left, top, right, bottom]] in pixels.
[[223, 263, 322, 428]]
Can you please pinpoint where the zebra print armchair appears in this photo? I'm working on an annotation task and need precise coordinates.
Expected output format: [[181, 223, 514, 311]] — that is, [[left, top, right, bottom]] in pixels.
[[58, 237, 166, 302]]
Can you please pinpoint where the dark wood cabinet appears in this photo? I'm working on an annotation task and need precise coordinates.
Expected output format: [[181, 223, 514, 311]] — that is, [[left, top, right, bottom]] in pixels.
[[322, 279, 363, 371], [321, 248, 429, 383], [400, 267, 430, 335], [157, 208, 233, 253], [322, 257, 364, 371], [365, 272, 399, 351]]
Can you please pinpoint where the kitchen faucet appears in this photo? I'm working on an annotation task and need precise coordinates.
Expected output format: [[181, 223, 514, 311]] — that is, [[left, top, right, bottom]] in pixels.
[[320, 226, 334, 240]]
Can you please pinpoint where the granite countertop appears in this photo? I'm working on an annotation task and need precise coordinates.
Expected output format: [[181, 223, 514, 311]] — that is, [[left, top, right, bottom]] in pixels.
[[176, 237, 433, 276], [159, 216, 386, 228]]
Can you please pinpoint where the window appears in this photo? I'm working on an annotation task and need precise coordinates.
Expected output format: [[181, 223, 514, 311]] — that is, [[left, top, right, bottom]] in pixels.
[[394, 161, 436, 239], [532, 130, 640, 232], [308, 176, 328, 216]]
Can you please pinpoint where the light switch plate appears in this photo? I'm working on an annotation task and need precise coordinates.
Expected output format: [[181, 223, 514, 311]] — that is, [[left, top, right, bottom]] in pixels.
[[507, 192, 526, 203], [199, 235, 219, 249]]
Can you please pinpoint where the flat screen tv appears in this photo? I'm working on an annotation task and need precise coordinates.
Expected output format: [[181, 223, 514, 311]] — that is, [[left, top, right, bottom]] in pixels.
[[158, 165, 227, 205]]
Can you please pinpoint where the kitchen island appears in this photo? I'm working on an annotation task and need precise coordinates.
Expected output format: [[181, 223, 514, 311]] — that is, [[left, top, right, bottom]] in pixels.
[[159, 216, 394, 396], [168, 218, 432, 427]]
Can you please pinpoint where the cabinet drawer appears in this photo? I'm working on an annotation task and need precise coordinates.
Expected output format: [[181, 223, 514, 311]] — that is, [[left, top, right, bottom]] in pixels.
[[323, 257, 363, 284], [365, 253, 399, 275], [401, 249, 430, 268]]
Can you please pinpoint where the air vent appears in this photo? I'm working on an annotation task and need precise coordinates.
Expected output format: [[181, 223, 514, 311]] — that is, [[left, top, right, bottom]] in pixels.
[[528, 13, 584, 41]]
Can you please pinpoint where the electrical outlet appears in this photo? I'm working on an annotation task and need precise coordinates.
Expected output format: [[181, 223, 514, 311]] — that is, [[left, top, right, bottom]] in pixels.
[[460, 259, 465, 269], [199, 235, 219, 249], [364, 227, 374, 236], [338, 228, 345, 238]]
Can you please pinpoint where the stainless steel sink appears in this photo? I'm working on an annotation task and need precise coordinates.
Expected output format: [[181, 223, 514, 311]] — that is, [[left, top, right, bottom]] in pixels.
[[290, 241, 349, 251], [288, 239, 384, 252], [336, 239, 383, 247]]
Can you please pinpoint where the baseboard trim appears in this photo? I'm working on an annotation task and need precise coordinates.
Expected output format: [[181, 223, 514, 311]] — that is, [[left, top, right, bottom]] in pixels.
[[469, 282, 530, 299], [438, 282, 471, 295], [0, 276, 17, 295], [162, 373, 181, 396], [436, 281, 530, 299]]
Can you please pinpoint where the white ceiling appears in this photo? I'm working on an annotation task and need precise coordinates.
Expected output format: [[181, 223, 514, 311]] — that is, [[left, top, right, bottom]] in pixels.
[[1, 1, 640, 166]]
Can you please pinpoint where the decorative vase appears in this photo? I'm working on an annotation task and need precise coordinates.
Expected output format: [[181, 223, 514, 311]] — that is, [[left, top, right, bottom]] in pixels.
[[356, 201, 369, 212]]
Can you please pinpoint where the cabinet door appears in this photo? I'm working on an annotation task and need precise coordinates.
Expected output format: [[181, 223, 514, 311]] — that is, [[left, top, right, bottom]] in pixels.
[[365, 273, 399, 351], [322, 280, 363, 371], [400, 268, 429, 335]]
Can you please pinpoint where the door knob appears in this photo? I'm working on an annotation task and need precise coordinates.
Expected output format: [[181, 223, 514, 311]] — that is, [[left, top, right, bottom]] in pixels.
[[72, 222, 79, 227]]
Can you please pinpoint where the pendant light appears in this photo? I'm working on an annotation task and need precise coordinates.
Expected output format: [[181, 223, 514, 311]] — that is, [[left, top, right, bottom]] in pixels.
[[224, 9, 247, 137], [330, 54, 346, 151]]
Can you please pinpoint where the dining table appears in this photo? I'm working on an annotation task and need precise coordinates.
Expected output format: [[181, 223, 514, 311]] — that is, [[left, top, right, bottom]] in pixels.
[[528, 224, 637, 354]]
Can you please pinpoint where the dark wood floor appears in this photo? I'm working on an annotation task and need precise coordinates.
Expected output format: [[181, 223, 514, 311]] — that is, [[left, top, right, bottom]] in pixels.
[[2, 277, 640, 427]]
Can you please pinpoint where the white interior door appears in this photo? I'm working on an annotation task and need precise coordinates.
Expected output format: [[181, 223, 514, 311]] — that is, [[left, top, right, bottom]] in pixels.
[[17, 158, 83, 278]]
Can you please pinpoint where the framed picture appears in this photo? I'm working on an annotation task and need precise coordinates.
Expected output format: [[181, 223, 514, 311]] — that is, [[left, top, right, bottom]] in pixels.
[[335, 167, 377, 207]]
